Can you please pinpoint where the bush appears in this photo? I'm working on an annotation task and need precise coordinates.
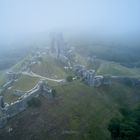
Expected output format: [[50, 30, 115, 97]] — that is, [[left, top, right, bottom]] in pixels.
[[108, 118, 121, 139], [51, 89, 56, 98], [108, 106, 140, 140], [66, 76, 73, 82], [119, 107, 131, 116], [27, 97, 41, 108]]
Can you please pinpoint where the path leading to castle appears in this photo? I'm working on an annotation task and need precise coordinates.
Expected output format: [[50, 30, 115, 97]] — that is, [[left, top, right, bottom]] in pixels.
[[22, 71, 65, 82]]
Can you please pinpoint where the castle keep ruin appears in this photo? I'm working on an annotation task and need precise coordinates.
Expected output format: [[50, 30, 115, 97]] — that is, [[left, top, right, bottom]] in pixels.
[[50, 33, 66, 58]]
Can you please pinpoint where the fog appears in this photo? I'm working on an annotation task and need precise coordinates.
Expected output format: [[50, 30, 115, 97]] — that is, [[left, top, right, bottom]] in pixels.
[[1, 1, 140, 139], [0, 0, 140, 46]]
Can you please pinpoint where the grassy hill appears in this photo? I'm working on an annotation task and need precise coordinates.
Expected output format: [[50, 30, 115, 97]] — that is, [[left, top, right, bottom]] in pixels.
[[1, 81, 140, 140], [1, 46, 140, 140], [74, 46, 140, 77], [31, 55, 71, 79], [96, 61, 140, 77], [75, 44, 140, 68]]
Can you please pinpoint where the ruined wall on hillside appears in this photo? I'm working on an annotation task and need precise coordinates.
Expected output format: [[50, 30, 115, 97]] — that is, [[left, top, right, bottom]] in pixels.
[[6, 87, 40, 118], [0, 80, 14, 95], [0, 81, 52, 128], [0, 72, 21, 95]]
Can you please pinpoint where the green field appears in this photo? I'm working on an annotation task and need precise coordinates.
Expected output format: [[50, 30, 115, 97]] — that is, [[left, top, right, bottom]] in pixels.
[[53, 81, 140, 140], [1, 80, 140, 140]]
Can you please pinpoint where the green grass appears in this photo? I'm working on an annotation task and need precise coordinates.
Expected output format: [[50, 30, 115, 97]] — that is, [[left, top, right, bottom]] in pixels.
[[31, 55, 70, 79], [3, 75, 40, 103], [96, 61, 140, 77], [50, 81, 140, 140], [47, 80, 60, 87], [13, 75, 40, 90], [1, 47, 140, 140], [1, 78, 140, 140]]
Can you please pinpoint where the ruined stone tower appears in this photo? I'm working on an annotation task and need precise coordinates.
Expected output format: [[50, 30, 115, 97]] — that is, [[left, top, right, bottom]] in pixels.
[[50, 33, 65, 58]]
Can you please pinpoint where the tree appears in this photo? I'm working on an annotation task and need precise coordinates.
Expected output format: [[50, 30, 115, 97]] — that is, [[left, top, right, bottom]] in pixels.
[[108, 105, 140, 140], [51, 89, 56, 98], [66, 76, 73, 82], [27, 97, 41, 108], [108, 118, 121, 140]]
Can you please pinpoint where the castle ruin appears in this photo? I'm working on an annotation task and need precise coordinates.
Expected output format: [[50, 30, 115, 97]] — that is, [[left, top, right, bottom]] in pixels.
[[0, 80, 52, 128], [73, 65, 111, 87], [50, 33, 67, 58]]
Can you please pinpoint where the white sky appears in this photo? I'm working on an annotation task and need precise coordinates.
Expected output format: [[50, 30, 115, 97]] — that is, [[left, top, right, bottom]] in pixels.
[[0, 0, 140, 40]]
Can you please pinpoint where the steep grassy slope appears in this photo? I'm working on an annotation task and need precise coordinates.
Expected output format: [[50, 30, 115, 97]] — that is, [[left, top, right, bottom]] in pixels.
[[1, 81, 140, 140], [31, 55, 70, 79], [54, 81, 140, 140], [96, 61, 140, 77]]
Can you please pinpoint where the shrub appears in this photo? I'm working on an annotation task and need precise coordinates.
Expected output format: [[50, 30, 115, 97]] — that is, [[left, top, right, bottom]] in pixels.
[[51, 89, 56, 98], [66, 76, 73, 82], [27, 97, 41, 108], [108, 105, 140, 140]]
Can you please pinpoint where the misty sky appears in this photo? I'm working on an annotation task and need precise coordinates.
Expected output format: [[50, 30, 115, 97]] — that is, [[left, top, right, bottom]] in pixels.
[[0, 0, 140, 40]]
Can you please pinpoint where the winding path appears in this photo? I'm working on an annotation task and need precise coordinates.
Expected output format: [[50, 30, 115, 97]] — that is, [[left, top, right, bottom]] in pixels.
[[22, 71, 65, 82]]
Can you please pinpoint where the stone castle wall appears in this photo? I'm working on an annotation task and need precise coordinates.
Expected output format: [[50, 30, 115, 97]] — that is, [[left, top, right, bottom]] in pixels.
[[73, 65, 140, 87], [0, 81, 51, 128]]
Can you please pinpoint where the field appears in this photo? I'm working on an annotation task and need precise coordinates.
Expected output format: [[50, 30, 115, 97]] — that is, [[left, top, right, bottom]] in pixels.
[[1, 80, 140, 140]]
